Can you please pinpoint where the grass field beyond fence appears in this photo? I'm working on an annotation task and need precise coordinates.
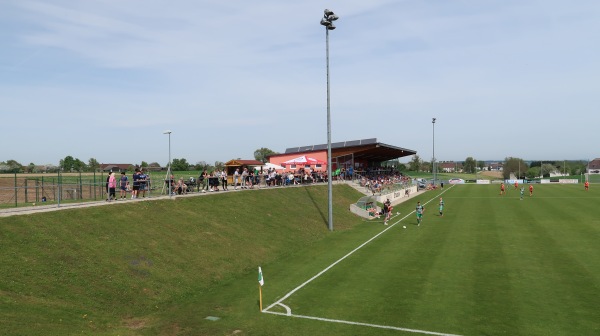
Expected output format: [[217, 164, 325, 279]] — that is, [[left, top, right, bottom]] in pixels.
[[1, 183, 599, 335]]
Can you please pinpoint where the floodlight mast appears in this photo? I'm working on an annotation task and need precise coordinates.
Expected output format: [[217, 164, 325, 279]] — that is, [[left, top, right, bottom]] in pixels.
[[320, 9, 338, 232], [432, 118, 436, 187]]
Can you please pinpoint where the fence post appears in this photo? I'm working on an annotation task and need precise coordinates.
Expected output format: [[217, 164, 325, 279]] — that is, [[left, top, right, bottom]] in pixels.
[[14, 173, 17, 208], [79, 171, 83, 200], [57, 170, 61, 207], [94, 171, 96, 200]]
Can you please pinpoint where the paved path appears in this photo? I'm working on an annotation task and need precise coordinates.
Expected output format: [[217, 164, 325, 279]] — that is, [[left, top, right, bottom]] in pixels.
[[0, 180, 426, 218], [0, 181, 336, 217]]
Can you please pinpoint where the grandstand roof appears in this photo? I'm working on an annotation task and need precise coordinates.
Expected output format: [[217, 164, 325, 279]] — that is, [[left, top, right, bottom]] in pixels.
[[283, 138, 416, 162]]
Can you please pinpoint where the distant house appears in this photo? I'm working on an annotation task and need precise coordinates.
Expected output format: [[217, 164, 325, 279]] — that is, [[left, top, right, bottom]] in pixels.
[[439, 161, 460, 173], [488, 162, 503, 171], [588, 158, 600, 174], [35, 165, 58, 173], [100, 164, 133, 173]]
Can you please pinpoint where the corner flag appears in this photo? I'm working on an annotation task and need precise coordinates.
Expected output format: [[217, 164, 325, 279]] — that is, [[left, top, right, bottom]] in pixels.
[[258, 266, 264, 312], [258, 266, 264, 286]]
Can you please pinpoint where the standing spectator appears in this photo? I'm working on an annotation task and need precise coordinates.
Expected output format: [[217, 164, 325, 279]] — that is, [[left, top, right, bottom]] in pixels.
[[241, 168, 249, 189], [119, 172, 129, 200], [139, 169, 148, 198], [107, 172, 117, 201], [269, 169, 277, 187], [201, 170, 209, 193], [221, 169, 228, 191], [131, 169, 141, 199], [234, 168, 240, 190], [247, 171, 254, 189]]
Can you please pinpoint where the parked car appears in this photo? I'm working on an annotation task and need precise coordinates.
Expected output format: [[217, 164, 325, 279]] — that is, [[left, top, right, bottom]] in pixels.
[[448, 178, 465, 184]]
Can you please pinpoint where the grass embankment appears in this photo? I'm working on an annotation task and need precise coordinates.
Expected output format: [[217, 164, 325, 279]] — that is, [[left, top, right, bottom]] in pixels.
[[0, 184, 365, 335]]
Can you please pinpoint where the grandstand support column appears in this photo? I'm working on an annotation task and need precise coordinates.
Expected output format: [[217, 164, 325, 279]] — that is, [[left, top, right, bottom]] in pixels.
[[321, 9, 339, 231]]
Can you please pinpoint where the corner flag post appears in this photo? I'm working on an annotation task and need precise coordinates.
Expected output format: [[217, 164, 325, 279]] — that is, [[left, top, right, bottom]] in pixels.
[[258, 266, 264, 311]]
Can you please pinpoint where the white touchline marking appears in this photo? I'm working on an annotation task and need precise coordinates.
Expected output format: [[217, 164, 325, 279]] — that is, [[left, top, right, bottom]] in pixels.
[[264, 186, 454, 313], [263, 311, 463, 336]]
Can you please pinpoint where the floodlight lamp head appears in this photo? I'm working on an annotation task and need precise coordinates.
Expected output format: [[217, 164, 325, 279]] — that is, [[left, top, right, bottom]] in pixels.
[[324, 9, 334, 16], [327, 24, 336, 30], [163, 130, 172, 134], [432, 118, 436, 123], [320, 18, 331, 26], [328, 14, 339, 21]]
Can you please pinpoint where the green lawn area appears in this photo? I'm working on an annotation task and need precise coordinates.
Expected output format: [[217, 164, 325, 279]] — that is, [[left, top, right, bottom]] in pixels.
[[1, 183, 599, 335], [262, 184, 600, 335]]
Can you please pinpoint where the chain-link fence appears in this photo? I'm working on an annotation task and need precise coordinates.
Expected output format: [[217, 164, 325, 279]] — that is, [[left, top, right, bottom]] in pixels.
[[0, 172, 169, 209]]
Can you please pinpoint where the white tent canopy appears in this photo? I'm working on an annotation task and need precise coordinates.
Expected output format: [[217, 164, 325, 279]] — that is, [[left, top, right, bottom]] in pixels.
[[281, 155, 326, 165], [262, 162, 285, 170]]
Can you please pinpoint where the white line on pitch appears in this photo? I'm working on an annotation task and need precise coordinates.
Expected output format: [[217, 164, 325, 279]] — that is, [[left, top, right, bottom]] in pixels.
[[263, 187, 453, 313], [263, 311, 463, 336]]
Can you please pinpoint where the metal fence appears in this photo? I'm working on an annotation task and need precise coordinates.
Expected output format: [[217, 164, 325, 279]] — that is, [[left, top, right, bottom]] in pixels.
[[0, 172, 170, 209]]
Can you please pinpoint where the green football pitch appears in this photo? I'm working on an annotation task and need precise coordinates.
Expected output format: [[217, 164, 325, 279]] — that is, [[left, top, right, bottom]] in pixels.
[[262, 184, 600, 335]]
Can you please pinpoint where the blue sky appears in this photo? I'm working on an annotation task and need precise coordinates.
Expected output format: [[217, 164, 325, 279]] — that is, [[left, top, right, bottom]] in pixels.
[[1, 0, 598, 166]]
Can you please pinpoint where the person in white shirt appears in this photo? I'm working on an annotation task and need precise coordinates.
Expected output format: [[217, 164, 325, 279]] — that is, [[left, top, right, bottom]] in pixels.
[[233, 168, 240, 190]]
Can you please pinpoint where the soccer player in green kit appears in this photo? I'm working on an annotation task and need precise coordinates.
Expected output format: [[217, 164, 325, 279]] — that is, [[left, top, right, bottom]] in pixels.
[[416, 201, 425, 226], [439, 197, 444, 217], [520, 187, 525, 200]]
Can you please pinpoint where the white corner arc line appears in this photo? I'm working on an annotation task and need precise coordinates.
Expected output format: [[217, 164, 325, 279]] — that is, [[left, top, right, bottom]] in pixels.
[[276, 303, 292, 316], [263, 310, 463, 336]]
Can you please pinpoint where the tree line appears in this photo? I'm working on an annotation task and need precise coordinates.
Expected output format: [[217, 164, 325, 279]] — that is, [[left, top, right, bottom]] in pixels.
[[1, 150, 589, 178], [406, 155, 589, 179], [0, 148, 279, 174]]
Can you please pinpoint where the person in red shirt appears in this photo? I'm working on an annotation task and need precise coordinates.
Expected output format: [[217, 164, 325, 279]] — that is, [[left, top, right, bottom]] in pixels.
[[529, 184, 534, 196], [500, 183, 505, 195], [514, 180, 519, 189], [585, 181, 589, 191]]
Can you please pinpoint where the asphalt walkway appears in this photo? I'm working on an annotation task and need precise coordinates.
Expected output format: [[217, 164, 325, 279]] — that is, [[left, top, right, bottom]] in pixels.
[[0, 180, 426, 218]]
